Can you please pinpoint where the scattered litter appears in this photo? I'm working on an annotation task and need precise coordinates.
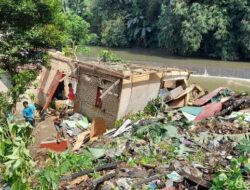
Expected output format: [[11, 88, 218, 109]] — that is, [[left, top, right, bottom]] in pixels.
[[88, 148, 105, 159], [167, 171, 182, 182], [73, 131, 90, 151], [193, 87, 228, 106], [112, 119, 132, 137], [116, 178, 133, 190], [229, 111, 250, 122], [194, 102, 222, 122]]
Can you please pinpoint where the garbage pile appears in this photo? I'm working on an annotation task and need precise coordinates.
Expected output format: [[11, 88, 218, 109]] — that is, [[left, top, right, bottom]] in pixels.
[[63, 113, 90, 137], [54, 87, 250, 190]]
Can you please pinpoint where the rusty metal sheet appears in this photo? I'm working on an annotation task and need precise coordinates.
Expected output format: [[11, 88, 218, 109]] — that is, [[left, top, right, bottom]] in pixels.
[[194, 102, 222, 122]]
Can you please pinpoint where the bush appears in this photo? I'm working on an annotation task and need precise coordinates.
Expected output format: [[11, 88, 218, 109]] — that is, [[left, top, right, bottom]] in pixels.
[[101, 17, 128, 47], [87, 33, 99, 46]]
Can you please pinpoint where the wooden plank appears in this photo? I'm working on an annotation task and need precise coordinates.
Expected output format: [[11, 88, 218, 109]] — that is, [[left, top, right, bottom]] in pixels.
[[73, 131, 90, 151], [93, 171, 116, 188], [100, 79, 120, 100], [169, 86, 184, 100], [61, 162, 119, 181], [168, 96, 186, 108], [162, 76, 187, 81], [59, 66, 79, 82], [163, 80, 176, 89], [132, 74, 150, 83], [112, 119, 132, 137]]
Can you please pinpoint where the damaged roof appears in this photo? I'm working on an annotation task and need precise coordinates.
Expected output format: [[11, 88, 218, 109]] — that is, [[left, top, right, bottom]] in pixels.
[[49, 51, 191, 79]]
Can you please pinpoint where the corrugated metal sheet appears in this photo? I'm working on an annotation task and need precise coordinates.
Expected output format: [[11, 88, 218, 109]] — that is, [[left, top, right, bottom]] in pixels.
[[194, 102, 222, 122]]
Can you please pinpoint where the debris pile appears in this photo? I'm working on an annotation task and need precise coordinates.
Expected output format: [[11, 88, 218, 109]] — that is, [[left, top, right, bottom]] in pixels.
[[40, 87, 250, 190]]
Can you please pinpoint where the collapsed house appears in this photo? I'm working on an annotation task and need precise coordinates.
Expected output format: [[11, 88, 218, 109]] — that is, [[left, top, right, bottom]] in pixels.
[[38, 51, 191, 128]]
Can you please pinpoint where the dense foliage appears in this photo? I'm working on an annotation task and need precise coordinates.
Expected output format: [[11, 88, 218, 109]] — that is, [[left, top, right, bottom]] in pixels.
[[0, 0, 90, 75], [101, 17, 128, 47], [0, 0, 60, 74], [0, 0, 91, 104], [0, 120, 34, 190], [158, 0, 250, 60], [87, 0, 250, 60]]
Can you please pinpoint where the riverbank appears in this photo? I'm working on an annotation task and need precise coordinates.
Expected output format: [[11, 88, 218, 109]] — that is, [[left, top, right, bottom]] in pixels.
[[78, 46, 250, 79]]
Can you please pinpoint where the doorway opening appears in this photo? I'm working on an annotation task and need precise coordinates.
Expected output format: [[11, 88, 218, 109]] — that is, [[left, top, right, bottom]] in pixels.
[[53, 80, 65, 100]]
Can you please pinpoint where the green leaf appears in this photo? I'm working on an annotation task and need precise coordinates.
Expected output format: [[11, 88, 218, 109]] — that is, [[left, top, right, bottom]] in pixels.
[[166, 125, 178, 138], [44, 168, 52, 182], [13, 159, 21, 170]]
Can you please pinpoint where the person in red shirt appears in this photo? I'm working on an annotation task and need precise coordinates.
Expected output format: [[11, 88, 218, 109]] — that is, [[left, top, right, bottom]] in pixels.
[[67, 83, 75, 108]]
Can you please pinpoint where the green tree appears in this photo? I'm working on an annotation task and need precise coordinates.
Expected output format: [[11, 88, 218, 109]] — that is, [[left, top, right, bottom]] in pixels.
[[90, 0, 162, 47], [101, 17, 128, 47], [158, 0, 250, 60], [125, 0, 162, 46], [0, 0, 65, 75]]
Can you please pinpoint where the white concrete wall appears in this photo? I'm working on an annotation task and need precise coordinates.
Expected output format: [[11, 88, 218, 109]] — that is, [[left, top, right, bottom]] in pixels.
[[117, 73, 162, 119]]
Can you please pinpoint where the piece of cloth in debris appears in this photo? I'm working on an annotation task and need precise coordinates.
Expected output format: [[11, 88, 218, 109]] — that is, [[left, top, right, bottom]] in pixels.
[[193, 87, 227, 106], [167, 171, 182, 182], [180, 106, 203, 121], [194, 102, 222, 122]]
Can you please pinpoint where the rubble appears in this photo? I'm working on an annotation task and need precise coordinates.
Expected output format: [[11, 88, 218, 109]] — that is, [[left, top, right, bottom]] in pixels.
[[37, 81, 250, 189]]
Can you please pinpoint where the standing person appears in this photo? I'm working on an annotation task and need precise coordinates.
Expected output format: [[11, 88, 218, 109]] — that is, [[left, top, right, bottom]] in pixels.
[[67, 83, 75, 108], [22, 101, 36, 127]]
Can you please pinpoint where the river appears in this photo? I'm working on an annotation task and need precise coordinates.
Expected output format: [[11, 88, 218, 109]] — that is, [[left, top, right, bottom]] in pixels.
[[77, 46, 250, 93]]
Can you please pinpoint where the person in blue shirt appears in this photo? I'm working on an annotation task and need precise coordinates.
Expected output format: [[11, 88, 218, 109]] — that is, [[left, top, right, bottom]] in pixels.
[[22, 101, 36, 127]]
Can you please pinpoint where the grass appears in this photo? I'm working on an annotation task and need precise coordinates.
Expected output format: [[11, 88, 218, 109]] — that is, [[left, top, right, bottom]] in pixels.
[[188, 149, 206, 164]]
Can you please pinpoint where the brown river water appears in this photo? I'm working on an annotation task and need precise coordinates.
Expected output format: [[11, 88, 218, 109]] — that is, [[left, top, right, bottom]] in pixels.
[[78, 46, 250, 93]]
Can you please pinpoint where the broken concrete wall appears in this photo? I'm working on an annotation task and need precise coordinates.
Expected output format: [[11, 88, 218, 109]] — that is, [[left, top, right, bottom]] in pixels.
[[77, 67, 121, 128], [117, 73, 162, 119], [38, 52, 75, 106]]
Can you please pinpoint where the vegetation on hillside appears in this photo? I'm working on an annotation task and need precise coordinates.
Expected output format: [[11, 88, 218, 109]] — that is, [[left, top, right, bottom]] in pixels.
[[87, 0, 250, 61]]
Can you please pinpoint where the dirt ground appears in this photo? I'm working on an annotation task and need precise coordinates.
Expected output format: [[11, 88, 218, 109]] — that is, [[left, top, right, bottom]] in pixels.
[[29, 116, 58, 156]]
